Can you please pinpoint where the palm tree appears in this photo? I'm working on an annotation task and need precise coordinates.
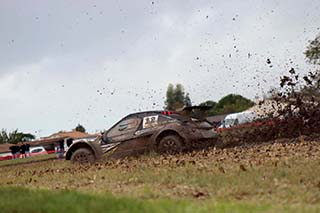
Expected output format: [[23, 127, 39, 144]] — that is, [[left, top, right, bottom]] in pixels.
[[0, 129, 35, 144]]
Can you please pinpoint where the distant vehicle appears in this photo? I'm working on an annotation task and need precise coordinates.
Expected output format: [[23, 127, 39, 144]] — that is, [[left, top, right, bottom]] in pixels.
[[65, 106, 217, 163], [0, 152, 13, 161], [217, 111, 258, 131], [0, 146, 48, 161], [216, 110, 279, 138], [29, 146, 48, 156]]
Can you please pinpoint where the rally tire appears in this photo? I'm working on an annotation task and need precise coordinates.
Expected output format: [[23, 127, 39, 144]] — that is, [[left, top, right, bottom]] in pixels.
[[70, 148, 95, 164]]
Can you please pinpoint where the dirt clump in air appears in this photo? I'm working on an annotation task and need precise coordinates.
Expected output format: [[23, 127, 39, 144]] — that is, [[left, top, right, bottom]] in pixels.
[[217, 69, 320, 148]]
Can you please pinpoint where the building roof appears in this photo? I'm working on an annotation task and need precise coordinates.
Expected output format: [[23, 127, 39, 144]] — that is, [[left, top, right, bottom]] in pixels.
[[0, 143, 14, 154], [41, 131, 93, 140]]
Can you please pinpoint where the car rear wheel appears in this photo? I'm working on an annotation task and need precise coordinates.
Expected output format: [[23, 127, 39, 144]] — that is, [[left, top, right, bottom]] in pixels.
[[70, 148, 95, 164], [157, 135, 183, 154]]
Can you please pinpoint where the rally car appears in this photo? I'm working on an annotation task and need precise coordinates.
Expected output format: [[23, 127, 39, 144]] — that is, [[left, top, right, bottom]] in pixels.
[[65, 106, 217, 163]]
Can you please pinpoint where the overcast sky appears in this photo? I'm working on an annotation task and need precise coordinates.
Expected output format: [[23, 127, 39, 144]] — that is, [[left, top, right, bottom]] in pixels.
[[0, 0, 319, 137]]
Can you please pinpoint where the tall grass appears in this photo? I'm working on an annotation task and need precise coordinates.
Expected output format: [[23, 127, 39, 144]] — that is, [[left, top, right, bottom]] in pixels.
[[0, 187, 293, 213]]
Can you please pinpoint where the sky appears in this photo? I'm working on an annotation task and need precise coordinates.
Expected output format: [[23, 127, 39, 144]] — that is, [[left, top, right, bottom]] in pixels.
[[0, 0, 319, 137]]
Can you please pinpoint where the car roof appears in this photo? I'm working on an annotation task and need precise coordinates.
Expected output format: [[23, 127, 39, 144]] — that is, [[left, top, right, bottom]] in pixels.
[[103, 111, 173, 134], [30, 146, 45, 150], [225, 111, 255, 118], [124, 111, 166, 118]]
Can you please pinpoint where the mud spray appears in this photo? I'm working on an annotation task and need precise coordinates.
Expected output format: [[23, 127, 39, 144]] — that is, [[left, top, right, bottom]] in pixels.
[[217, 69, 320, 148]]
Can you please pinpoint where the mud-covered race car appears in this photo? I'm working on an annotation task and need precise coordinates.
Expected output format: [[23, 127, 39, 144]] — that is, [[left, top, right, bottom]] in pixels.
[[65, 106, 217, 163]]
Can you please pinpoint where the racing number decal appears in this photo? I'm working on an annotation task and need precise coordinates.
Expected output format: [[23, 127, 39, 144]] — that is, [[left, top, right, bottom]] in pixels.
[[143, 115, 159, 128]]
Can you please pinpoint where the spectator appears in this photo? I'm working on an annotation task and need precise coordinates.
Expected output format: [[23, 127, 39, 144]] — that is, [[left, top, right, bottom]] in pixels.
[[59, 141, 64, 152], [20, 142, 26, 158], [56, 141, 65, 158], [11, 145, 20, 159], [9, 146, 16, 159], [25, 143, 30, 157], [66, 138, 73, 147]]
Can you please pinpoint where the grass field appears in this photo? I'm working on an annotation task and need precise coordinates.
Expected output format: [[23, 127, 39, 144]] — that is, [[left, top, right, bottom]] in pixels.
[[1, 187, 318, 213], [0, 153, 56, 167], [0, 138, 320, 212]]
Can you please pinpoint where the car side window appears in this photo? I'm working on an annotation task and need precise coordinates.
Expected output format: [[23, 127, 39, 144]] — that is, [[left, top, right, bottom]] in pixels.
[[142, 115, 173, 129], [31, 148, 42, 153], [107, 117, 141, 138], [142, 115, 159, 128]]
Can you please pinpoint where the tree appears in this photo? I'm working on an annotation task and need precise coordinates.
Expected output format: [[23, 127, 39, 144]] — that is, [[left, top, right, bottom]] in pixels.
[[0, 129, 8, 144], [200, 100, 217, 108], [0, 129, 35, 144], [173, 84, 185, 109], [75, 124, 86, 133], [200, 94, 254, 116], [215, 94, 254, 114], [305, 33, 320, 65], [184, 93, 192, 107], [199, 100, 217, 115], [165, 84, 175, 110], [301, 33, 320, 99], [17, 133, 35, 142], [164, 83, 191, 110]]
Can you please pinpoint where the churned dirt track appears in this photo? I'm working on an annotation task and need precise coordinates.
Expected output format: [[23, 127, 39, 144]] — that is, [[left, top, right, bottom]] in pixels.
[[1, 135, 320, 204]]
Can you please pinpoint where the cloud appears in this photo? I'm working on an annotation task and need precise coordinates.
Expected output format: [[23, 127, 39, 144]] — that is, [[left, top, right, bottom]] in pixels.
[[0, 0, 319, 136]]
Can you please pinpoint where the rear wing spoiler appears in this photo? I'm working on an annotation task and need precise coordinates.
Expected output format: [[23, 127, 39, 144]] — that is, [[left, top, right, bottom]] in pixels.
[[176, 105, 212, 121]]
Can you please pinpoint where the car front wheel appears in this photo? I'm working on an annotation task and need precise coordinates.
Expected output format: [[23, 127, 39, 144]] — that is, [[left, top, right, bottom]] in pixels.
[[70, 148, 95, 164]]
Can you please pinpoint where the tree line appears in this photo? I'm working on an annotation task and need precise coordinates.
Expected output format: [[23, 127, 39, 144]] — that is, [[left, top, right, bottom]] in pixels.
[[164, 83, 254, 116]]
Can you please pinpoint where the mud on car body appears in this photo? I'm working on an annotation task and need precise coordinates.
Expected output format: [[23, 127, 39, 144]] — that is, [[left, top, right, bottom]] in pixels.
[[65, 106, 217, 163]]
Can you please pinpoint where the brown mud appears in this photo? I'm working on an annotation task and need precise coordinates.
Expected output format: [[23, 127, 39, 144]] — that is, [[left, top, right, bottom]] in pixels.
[[1, 136, 319, 202], [4, 136, 320, 185], [216, 69, 320, 149]]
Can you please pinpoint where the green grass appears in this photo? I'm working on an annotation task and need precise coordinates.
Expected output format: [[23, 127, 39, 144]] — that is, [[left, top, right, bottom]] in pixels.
[[1, 141, 320, 212], [0, 154, 56, 167], [0, 187, 318, 213]]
